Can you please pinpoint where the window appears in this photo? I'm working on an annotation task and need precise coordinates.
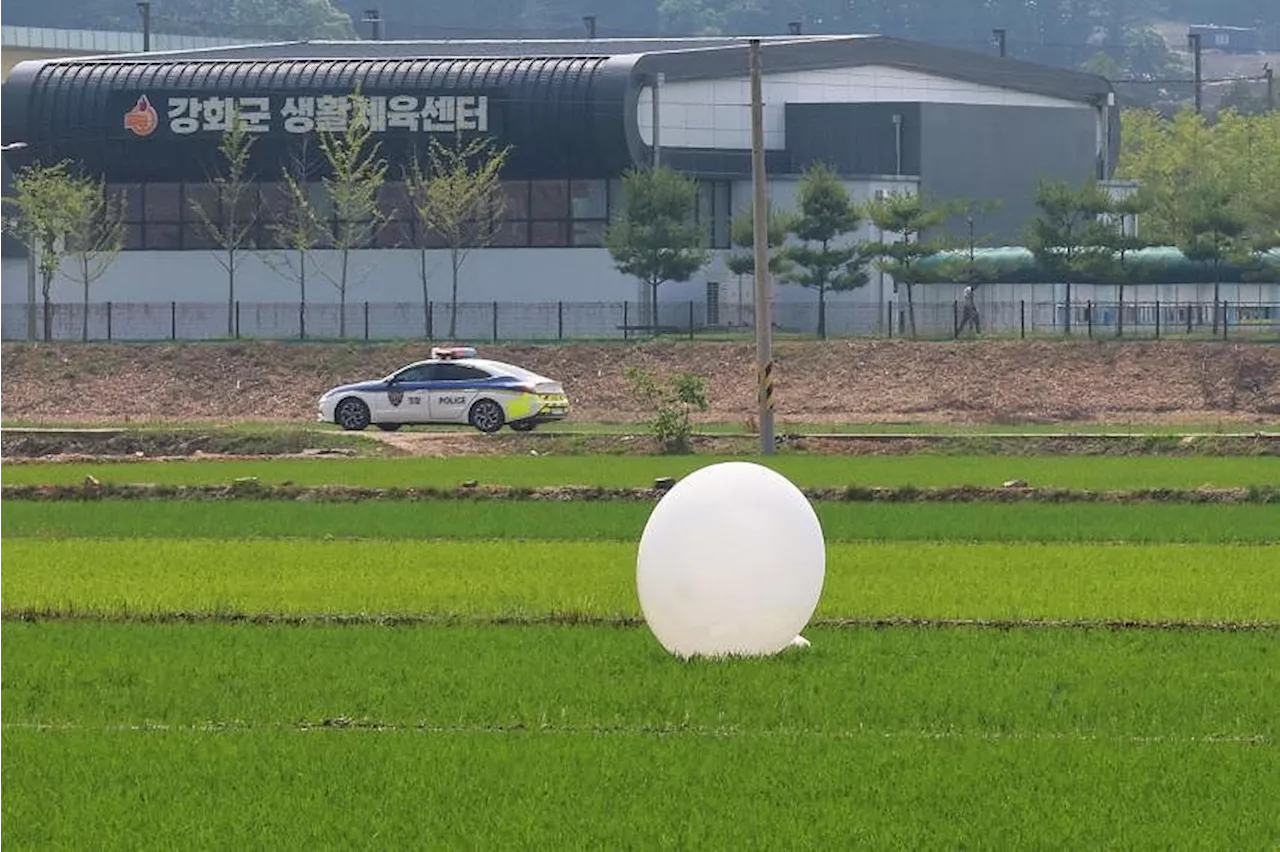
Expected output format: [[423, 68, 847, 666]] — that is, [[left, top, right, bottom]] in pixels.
[[185, 183, 220, 228], [376, 221, 414, 248], [109, 183, 144, 223], [379, 182, 410, 222], [502, 181, 530, 221], [572, 221, 605, 247], [435, 364, 491, 381], [492, 221, 530, 247], [145, 183, 182, 223], [706, 281, 721, 326], [531, 221, 569, 247], [394, 365, 436, 382], [570, 180, 606, 220], [144, 223, 180, 249], [531, 181, 568, 220]]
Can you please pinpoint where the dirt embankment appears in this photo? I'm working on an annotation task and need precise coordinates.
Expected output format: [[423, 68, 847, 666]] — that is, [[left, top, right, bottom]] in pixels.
[[2, 340, 1279, 425]]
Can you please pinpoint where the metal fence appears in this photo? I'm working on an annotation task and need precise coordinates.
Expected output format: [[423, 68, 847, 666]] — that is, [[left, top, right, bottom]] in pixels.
[[3, 299, 1278, 342]]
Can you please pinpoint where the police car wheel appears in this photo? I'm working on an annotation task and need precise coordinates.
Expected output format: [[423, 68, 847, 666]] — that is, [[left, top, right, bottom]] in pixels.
[[469, 399, 505, 434], [376, 423, 402, 432], [335, 398, 371, 431], [509, 421, 536, 432]]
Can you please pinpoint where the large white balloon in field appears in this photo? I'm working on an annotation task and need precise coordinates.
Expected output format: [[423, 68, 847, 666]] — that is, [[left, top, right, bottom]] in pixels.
[[637, 461, 825, 658]]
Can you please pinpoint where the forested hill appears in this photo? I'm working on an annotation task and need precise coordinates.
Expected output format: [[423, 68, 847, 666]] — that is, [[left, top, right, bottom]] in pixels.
[[4, 0, 1275, 53]]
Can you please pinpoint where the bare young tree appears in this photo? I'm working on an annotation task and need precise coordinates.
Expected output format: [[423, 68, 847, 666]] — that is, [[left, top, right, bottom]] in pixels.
[[188, 116, 258, 336], [268, 138, 323, 339], [314, 92, 390, 338], [404, 135, 511, 338], [64, 178, 127, 341]]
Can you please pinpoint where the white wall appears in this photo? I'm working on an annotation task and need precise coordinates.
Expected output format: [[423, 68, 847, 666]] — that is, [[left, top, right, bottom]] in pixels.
[[636, 65, 1089, 151], [2, 247, 635, 306]]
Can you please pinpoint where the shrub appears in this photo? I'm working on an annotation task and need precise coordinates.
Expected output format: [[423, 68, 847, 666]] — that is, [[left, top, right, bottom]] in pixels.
[[623, 365, 708, 453]]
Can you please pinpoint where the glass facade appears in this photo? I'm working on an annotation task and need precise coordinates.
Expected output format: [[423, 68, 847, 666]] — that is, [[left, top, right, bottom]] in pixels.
[[105, 178, 733, 251]]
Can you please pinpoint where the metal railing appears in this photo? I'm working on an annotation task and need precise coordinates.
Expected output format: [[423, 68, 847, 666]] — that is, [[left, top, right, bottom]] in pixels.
[[3, 299, 1277, 342]]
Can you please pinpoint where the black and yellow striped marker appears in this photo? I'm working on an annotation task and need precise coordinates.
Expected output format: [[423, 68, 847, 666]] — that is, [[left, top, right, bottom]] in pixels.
[[760, 360, 775, 411]]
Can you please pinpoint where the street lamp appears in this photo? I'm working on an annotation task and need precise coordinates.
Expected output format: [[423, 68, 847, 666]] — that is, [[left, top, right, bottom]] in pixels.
[[1, 141, 37, 339]]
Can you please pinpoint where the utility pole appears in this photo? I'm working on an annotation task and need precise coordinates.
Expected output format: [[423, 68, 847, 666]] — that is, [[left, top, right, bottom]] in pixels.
[[992, 28, 1006, 58], [583, 15, 596, 39], [1188, 32, 1203, 114], [1266, 63, 1275, 112], [651, 72, 664, 168], [363, 8, 383, 40], [137, 1, 151, 51], [749, 38, 774, 455]]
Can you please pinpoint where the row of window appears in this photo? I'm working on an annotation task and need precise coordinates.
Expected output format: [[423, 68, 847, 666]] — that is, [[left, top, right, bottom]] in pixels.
[[105, 179, 734, 251]]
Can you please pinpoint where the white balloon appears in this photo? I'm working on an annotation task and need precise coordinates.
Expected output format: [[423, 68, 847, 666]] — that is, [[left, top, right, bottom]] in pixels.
[[636, 462, 826, 659]]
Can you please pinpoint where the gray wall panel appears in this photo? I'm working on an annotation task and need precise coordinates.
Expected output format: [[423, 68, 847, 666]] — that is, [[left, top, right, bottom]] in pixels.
[[920, 103, 1099, 243]]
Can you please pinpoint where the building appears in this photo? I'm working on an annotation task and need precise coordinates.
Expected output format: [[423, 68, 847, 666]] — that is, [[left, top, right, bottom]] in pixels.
[[3, 34, 1129, 338]]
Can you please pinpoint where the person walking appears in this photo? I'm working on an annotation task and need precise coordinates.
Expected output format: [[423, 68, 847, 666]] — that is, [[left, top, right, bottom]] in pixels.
[[957, 285, 981, 336]]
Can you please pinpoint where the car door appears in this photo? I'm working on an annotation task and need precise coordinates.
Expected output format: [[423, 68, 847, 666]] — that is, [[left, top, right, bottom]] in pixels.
[[373, 365, 434, 423], [428, 364, 490, 422]]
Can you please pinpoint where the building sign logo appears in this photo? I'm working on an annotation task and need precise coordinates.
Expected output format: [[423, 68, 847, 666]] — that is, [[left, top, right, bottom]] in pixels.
[[123, 95, 159, 137], [125, 93, 490, 138]]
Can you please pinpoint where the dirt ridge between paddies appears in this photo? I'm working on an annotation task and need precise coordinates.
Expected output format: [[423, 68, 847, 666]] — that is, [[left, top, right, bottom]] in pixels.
[[4, 608, 1277, 633], [6, 481, 1278, 504]]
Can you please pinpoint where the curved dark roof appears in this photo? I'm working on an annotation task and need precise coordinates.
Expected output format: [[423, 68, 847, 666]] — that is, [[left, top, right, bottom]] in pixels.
[[1, 36, 1113, 183], [1, 55, 637, 181]]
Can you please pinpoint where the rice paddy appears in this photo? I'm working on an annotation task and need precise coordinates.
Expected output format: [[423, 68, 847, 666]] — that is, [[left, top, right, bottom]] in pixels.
[[2, 450, 1277, 848]]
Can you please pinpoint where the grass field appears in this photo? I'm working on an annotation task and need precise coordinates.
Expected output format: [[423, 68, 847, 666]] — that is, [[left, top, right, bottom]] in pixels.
[[5, 453, 1279, 489], [3, 453, 1277, 848]]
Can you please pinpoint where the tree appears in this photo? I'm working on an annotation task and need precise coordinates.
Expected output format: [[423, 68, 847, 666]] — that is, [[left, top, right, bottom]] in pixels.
[[189, 117, 258, 336], [63, 178, 126, 342], [405, 135, 511, 339], [725, 205, 794, 325], [1177, 182, 1250, 335], [270, 139, 324, 339], [864, 191, 962, 339], [314, 93, 391, 338], [4, 161, 87, 341], [1084, 189, 1154, 336], [780, 162, 867, 338], [5, 0, 355, 39], [605, 166, 708, 332], [1026, 179, 1113, 335]]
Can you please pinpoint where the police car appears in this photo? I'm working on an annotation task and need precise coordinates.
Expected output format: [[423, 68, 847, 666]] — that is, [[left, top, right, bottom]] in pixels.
[[317, 347, 570, 433]]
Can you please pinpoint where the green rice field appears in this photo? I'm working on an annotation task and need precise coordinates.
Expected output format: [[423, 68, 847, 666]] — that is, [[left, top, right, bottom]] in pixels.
[[3, 453, 1277, 848]]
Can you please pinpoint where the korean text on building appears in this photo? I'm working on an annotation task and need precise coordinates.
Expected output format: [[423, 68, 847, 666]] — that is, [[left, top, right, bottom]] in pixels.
[[150, 93, 490, 136]]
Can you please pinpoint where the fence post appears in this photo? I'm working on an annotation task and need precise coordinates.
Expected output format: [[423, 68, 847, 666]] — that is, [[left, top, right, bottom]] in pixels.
[[427, 301, 433, 340], [887, 301, 893, 338], [1020, 300, 1026, 339], [688, 300, 695, 340], [362, 301, 369, 341], [106, 301, 113, 341], [171, 301, 177, 340], [557, 301, 564, 340], [234, 301, 241, 339], [1086, 300, 1093, 338], [952, 299, 959, 337], [623, 301, 629, 340], [1186, 302, 1193, 335], [1222, 301, 1228, 340], [1155, 300, 1161, 339], [492, 301, 499, 342]]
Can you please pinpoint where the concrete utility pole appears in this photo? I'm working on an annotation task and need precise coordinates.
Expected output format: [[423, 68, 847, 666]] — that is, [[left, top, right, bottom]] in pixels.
[[651, 72, 664, 168], [137, 1, 151, 51], [749, 38, 775, 455], [1188, 32, 1203, 114], [992, 28, 1007, 57]]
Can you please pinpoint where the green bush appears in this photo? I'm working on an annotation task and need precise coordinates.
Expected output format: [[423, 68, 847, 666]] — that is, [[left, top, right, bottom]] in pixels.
[[623, 365, 708, 453]]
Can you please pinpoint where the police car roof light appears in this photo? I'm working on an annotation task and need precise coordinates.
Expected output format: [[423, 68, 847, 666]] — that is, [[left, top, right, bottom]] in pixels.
[[431, 346, 477, 360]]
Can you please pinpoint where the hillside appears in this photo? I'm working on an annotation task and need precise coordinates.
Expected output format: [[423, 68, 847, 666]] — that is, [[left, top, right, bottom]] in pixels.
[[2, 340, 1278, 426]]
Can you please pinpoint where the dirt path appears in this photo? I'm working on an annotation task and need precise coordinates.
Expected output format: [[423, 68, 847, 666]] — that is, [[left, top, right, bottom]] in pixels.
[[3, 339, 1278, 426]]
